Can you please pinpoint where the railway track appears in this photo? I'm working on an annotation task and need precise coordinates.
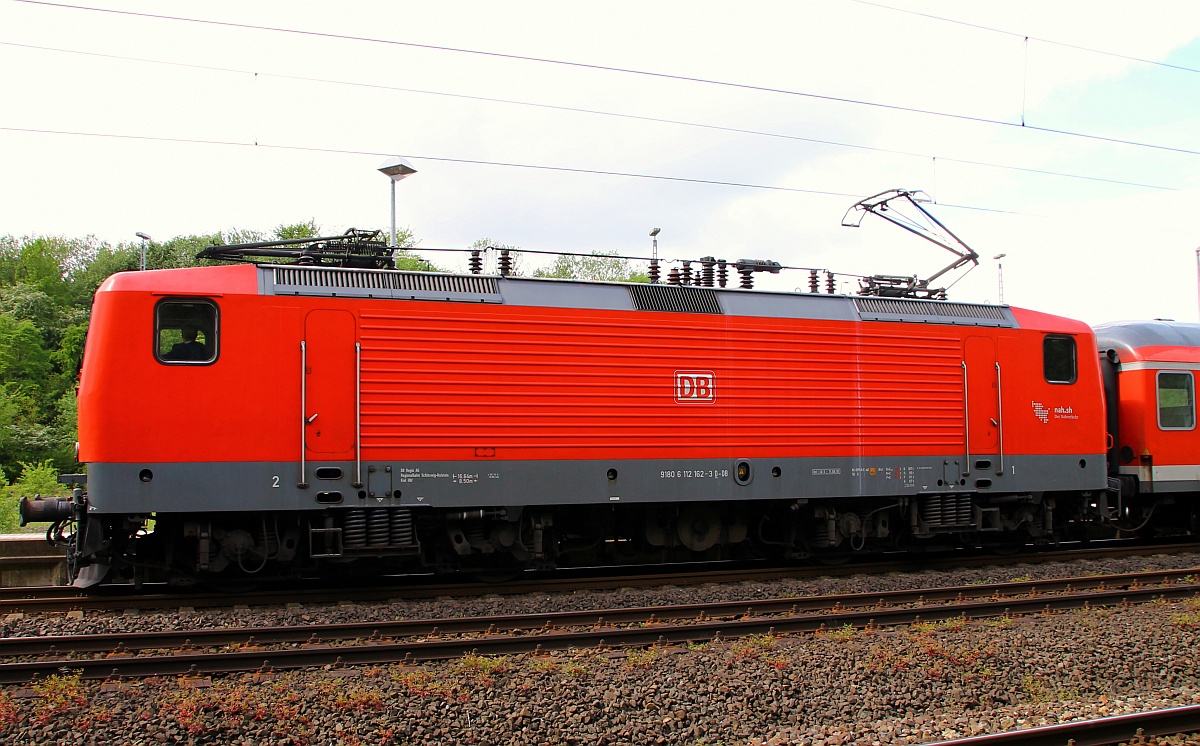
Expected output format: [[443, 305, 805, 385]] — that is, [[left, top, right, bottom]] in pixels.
[[2, 565, 1197, 685], [928, 704, 1200, 746], [1, 540, 1196, 614]]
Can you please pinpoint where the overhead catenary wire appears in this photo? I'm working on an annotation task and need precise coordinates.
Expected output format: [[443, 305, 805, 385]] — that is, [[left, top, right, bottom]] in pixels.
[[10, 0, 1200, 159], [0, 125, 862, 199], [4, 124, 1195, 240], [0, 39, 1183, 194], [846, 0, 1200, 77]]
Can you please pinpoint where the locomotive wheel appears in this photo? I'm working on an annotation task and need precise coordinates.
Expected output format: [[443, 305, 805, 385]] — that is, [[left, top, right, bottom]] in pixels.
[[677, 504, 722, 553]]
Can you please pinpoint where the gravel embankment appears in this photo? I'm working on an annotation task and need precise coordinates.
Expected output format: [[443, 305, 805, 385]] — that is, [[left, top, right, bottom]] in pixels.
[[2, 552, 1200, 745]]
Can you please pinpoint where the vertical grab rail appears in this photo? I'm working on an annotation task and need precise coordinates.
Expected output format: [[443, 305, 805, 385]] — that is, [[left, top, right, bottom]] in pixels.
[[961, 361, 970, 477], [353, 342, 363, 488], [299, 341, 309, 488], [995, 361, 1005, 475]]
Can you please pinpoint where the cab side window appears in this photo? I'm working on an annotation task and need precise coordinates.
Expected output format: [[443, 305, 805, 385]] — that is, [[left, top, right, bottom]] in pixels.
[[156, 300, 218, 364], [1157, 371, 1195, 430], [1043, 335, 1076, 384]]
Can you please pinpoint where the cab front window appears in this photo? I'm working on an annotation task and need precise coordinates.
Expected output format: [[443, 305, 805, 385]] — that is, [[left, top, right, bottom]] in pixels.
[[1043, 335, 1077, 384], [156, 300, 218, 364]]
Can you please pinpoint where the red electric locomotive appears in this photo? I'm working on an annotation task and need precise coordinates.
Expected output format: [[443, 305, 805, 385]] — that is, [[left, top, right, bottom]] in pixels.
[[19, 226, 1143, 587]]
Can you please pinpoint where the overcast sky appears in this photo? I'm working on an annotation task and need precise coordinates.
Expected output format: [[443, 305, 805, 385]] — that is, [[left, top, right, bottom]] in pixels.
[[1, 0, 1198, 325]]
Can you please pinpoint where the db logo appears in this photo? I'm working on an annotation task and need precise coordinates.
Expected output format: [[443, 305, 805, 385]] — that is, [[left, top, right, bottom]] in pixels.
[[675, 370, 715, 403]]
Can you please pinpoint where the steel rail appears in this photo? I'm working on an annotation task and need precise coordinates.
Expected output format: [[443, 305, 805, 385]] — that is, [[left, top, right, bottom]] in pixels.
[[4, 566, 1195, 657], [2, 573, 1198, 684], [0, 541, 1197, 614], [925, 704, 1200, 746]]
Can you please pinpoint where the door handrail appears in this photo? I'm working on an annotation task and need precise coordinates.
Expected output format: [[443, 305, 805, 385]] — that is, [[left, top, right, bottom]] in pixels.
[[353, 342, 363, 488], [962, 361, 970, 477], [299, 340, 309, 489], [995, 361, 1004, 475]]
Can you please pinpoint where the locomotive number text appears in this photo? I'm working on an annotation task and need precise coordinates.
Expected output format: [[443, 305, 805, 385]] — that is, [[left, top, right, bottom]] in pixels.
[[660, 469, 731, 479]]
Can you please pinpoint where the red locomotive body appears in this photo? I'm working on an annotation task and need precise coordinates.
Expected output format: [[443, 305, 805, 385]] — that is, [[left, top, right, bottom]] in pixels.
[[27, 260, 1155, 586]]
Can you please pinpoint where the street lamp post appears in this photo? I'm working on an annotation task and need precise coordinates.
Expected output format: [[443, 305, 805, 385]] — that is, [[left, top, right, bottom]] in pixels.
[[993, 253, 1007, 304], [136, 232, 152, 271], [377, 157, 417, 248]]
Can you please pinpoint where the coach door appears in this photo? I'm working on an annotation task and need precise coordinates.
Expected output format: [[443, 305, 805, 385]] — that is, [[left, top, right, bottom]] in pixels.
[[303, 310, 357, 459], [963, 337, 1001, 475]]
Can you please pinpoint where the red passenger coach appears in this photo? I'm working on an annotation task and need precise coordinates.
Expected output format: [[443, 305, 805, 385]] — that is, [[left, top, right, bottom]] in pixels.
[[1096, 322, 1200, 510], [26, 252, 1122, 586]]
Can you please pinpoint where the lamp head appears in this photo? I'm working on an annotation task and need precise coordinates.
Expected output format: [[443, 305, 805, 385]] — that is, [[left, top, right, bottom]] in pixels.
[[136, 232, 151, 241], [378, 156, 417, 181]]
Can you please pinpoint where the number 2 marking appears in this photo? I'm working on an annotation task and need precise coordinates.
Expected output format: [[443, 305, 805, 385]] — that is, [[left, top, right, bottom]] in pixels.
[[272, 476, 280, 488]]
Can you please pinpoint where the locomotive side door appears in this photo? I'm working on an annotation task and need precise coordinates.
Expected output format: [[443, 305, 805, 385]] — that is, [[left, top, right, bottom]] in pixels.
[[303, 310, 357, 457], [964, 336, 1000, 469]]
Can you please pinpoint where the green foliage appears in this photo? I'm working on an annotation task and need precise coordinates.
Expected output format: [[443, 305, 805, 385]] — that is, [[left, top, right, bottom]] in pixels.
[[533, 250, 648, 283], [274, 219, 319, 241], [394, 250, 440, 272], [148, 234, 219, 270], [0, 313, 53, 391], [7, 460, 63, 497], [50, 322, 87, 375], [384, 226, 418, 249], [64, 243, 139, 304], [389, 228, 444, 271], [0, 459, 68, 532]]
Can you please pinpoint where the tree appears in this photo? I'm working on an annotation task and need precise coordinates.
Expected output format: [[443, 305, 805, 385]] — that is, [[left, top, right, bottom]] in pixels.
[[65, 243, 139, 304], [0, 313, 54, 401], [222, 227, 267, 246], [384, 227, 444, 272], [0, 236, 70, 294], [147, 234, 221, 270], [533, 251, 648, 283], [274, 219, 319, 241]]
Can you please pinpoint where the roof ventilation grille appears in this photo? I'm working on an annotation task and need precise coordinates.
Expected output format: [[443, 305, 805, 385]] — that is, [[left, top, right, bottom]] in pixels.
[[854, 297, 1012, 326], [629, 284, 722, 314], [270, 267, 500, 302]]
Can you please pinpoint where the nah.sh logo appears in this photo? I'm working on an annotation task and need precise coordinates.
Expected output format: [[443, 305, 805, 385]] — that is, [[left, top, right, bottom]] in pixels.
[[1032, 401, 1049, 424], [675, 370, 715, 403]]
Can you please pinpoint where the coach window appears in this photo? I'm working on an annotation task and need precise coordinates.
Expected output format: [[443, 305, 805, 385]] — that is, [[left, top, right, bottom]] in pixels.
[[1157, 371, 1195, 430], [1043, 335, 1076, 384], [156, 300, 218, 365]]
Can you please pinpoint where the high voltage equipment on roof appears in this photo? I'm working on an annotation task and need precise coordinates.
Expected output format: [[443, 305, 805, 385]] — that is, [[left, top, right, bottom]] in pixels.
[[195, 188, 978, 299], [842, 189, 980, 300], [197, 229, 395, 269]]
